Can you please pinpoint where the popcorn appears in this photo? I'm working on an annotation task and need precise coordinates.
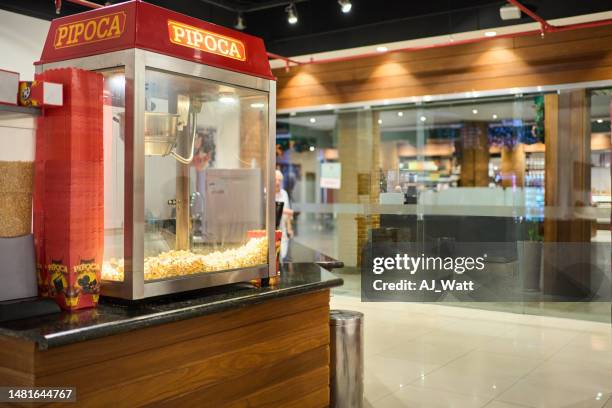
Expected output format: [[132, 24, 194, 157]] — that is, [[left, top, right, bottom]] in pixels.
[[101, 237, 268, 282]]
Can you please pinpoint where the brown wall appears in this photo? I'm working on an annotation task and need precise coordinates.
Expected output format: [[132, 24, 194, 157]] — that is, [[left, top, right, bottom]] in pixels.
[[274, 25, 612, 110]]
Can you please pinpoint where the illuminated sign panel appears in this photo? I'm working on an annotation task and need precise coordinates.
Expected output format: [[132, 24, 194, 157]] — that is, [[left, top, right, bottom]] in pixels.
[[167, 20, 246, 62], [53, 12, 127, 49]]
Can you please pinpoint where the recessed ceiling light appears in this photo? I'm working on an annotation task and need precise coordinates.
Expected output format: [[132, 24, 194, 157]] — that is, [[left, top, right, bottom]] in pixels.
[[397, 111, 404, 117], [290, 112, 296, 116], [378, 119, 382, 125], [325, 104, 333, 109], [484, 31, 497, 37], [492, 114, 498, 119], [309, 117, 316, 123], [309, 146, 315, 151], [420, 116, 427, 122], [250, 102, 265, 108], [376, 46, 388, 53], [472, 109, 479, 114], [597, 119, 604, 123], [219, 94, 237, 104]]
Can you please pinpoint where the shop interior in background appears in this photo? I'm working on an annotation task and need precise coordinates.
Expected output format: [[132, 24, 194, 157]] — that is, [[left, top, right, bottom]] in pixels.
[[277, 86, 612, 322]]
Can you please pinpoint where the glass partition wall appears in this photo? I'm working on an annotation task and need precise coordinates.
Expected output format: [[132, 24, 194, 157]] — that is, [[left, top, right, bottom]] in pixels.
[[277, 87, 612, 322]]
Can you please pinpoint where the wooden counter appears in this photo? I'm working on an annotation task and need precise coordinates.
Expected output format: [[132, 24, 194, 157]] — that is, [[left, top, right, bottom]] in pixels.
[[0, 263, 343, 407]]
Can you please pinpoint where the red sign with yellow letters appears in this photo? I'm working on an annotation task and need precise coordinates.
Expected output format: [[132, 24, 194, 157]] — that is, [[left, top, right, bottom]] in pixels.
[[167, 20, 246, 62], [37, 1, 273, 80], [53, 11, 126, 49]]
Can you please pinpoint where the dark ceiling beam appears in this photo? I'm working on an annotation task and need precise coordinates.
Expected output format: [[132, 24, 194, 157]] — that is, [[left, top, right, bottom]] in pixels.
[[198, 0, 309, 14]]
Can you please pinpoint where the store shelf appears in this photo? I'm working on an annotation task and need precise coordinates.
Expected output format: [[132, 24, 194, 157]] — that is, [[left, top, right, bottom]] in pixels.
[[0, 104, 41, 118]]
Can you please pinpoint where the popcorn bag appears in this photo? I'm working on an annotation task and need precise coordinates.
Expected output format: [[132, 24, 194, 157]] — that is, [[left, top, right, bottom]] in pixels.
[[33, 68, 104, 311]]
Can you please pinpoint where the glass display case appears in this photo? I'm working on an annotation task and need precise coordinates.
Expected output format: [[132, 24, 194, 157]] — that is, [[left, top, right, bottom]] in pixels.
[[36, 1, 276, 299]]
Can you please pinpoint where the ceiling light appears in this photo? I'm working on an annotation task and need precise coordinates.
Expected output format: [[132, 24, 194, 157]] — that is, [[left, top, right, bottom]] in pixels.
[[597, 119, 604, 123], [250, 102, 265, 108], [420, 116, 427, 122], [492, 114, 498, 119], [338, 0, 352, 13], [376, 46, 388, 53], [290, 112, 296, 116], [397, 111, 404, 117], [484, 31, 497, 37], [309, 117, 316, 123], [309, 146, 315, 152], [286, 3, 298, 24], [472, 109, 479, 114], [325, 104, 333, 109], [234, 13, 246, 30], [219, 93, 237, 104], [378, 119, 382, 125]]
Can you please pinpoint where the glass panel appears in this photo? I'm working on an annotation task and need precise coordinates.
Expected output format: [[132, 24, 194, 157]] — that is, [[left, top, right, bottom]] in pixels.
[[278, 88, 611, 323], [100, 68, 126, 282], [140, 68, 268, 281]]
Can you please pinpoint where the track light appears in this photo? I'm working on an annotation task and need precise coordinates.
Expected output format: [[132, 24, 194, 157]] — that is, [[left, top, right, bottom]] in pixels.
[[286, 3, 298, 25], [338, 0, 352, 13], [234, 13, 246, 30]]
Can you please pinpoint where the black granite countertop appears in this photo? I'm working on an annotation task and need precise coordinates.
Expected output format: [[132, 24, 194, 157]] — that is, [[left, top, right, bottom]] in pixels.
[[288, 241, 344, 270], [0, 263, 343, 350]]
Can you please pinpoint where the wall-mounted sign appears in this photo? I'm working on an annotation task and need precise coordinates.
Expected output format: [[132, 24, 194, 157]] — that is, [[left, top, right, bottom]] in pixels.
[[321, 162, 341, 189], [168, 20, 246, 61], [54, 11, 126, 49]]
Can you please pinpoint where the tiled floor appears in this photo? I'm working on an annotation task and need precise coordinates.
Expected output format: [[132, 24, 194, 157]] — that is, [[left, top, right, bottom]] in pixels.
[[330, 294, 612, 408]]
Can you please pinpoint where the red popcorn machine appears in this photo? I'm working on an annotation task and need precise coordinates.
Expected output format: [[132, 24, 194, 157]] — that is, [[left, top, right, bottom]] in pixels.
[[35, 1, 276, 300]]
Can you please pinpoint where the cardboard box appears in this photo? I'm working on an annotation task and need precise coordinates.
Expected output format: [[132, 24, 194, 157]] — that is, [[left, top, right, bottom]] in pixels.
[[0, 69, 19, 106], [34, 68, 103, 311], [19, 80, 63, 107]]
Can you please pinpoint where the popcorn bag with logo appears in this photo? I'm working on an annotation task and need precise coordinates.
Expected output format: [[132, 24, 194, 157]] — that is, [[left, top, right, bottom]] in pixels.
[[33, 68, 104, 311]]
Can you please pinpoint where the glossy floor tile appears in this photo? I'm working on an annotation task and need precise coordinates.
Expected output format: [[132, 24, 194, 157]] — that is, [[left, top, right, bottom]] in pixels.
[[330, 295, 612, 408]]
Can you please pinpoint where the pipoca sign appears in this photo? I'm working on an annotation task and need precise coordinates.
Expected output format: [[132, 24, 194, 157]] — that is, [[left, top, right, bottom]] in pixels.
[[168, 20, 246, 61], [53, 11, 126, 49]]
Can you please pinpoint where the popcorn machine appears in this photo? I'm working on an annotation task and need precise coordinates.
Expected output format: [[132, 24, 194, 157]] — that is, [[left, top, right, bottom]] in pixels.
[[35, 1, 276, 299]]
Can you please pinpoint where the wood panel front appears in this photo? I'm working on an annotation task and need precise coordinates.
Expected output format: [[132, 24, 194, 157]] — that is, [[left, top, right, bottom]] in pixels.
[[0, 290, 332, 408], [274, 25, 612, 110]]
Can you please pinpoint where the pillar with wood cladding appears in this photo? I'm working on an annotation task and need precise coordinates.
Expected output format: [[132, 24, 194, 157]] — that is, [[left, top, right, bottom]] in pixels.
[[459, 121, 489, 187], [240, 101, 267, 169], [543, 90, 592, 296], [500, 144, 525, 188], [335, 110, 380, 267]]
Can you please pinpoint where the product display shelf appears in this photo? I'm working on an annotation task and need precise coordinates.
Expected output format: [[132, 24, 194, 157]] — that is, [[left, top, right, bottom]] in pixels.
[[0, 104, 40, 118]]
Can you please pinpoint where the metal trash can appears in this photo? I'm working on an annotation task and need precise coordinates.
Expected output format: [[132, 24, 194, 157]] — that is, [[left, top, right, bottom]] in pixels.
[[330, 310, 364, 408]]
